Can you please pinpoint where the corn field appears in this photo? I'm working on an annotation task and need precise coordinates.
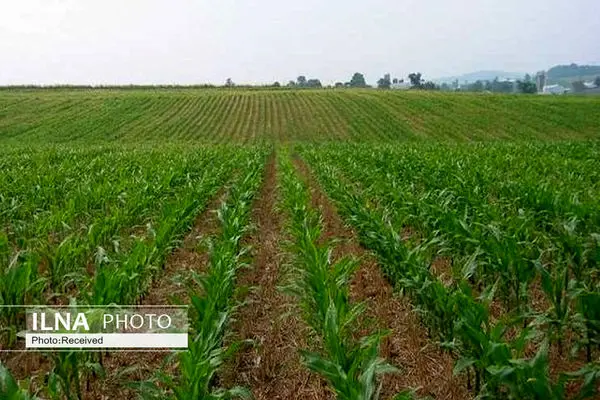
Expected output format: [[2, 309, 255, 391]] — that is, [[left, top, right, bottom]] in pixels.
[[1, 89, 600, 143], [1, 89, 599, 399]]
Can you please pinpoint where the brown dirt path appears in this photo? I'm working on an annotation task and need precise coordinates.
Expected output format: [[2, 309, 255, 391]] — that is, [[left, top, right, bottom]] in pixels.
[[293, 157, 470, 400], [223, 153, 333, 400], [0, 185, 229, 399], [83, 186, 229, 399]]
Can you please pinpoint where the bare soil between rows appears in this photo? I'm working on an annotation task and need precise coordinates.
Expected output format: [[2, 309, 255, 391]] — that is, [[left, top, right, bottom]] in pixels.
[[293, 156, 470, 400], [82, 185, 230, 399], [0, 184, 229, 399], [222, 153, 333, 400]]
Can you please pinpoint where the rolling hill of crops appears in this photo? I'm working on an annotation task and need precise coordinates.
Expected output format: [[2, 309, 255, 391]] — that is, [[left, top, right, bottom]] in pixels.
[[1, 88, 600, 400], [1, 88, 599, 143]]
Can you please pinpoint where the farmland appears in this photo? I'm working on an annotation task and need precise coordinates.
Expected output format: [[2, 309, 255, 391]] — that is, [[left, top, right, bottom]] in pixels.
[[1, 89, 600, 143], [1, 88, 600, 399]]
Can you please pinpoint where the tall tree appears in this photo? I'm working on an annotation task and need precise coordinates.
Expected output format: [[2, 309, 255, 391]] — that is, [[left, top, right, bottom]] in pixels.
[[408, 72, 422, 87], [517, 80, 537, 94], [349, 72, 367, 88], [421, 81, 439, 90], [297, 76, 307, 87], [595, 76, 600, 87], [571, 81, 586, 93], [306, 79, 322, 88], [377, 73, 391, 89]]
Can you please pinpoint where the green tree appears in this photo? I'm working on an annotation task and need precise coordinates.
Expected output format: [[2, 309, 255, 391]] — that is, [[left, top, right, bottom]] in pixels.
[[377, 73, 391, 89], [349, 72, 367, 88], [408, 72, 422, 87], [517, 80, 537, 93], [470, 80, 484, 92], [306, 79, 322, 88], [595, 76, 600, 87], [572, 81, 586, 93], [421, 81, 439, 90], [297, 76, 307, 87]]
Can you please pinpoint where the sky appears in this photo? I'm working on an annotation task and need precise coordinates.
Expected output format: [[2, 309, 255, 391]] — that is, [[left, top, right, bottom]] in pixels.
[[0, 0, 598, 86]]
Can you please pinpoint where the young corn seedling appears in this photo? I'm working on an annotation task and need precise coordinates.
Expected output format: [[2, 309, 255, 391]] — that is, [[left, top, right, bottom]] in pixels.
[[0, 364, 38, 400], [144, 154, 265, 400], [0, 234, 44, 347], [534, 261, 572, 355], [484, 341, 567, 400], [279, 152, 396, 399], [573, 283, 600, 362]]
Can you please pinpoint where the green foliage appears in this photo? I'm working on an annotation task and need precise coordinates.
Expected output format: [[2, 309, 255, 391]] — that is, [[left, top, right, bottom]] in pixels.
[[143, 153, 265, 400], [349, 73, 367, 88], [572, 81, 587, 93], [377, 74, 391, 89], [298, 141, 600, 398], [0, 90, 599, 142], [0, 145, 268, 398], [547, 64, 600, 80], [278, 151, 397, 399], [0, 364, 38, 400], [518, 80, 537, 93], [408, 73, 422, 87]]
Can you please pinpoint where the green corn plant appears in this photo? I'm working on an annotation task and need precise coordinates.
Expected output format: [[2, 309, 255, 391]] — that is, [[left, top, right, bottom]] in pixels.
[[47, 352, 83, 400], [392, 389, 433, 400], [46, 351, 103, 400], [297, 145, 578, 398], [534, 261, 572, 355], [0, 234, 44, 346], [0, 363, 38, 400], [144, 153, 266, 399], [484, 341, 567, 400], [566, 362, 600, 400], [279, 152, 397, 399], [450, 284, 510, 394], [572, 283, 600, 362]]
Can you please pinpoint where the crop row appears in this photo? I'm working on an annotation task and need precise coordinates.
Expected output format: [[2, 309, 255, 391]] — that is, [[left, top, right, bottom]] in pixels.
[[299, 142, 600, 399], [0, 146, 269, 398], [1, 90, 600, 143], [1, 147, 254, 337], [141, 152, 266, 399], [278, 151, 400, 399]]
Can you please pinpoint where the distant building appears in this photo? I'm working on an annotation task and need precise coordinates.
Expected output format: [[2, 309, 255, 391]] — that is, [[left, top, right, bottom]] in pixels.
[[391, 82, 411, 90], [542, 84, 568, 95], [583, 81, 597, 89], [581, 86, 600, 95], [536, 72, 546, 93]]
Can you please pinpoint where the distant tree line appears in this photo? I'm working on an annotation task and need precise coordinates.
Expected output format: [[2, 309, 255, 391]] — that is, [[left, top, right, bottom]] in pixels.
[[547, 64, 600, 80], [571, 76, 600, 93], [441, 74, 538, 94], [221, 72, 444, 91]]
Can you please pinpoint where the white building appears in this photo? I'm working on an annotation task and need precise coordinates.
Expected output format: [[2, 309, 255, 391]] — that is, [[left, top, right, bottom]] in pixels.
[[390, 82, 411, 90], [542, 84, 568, 95]]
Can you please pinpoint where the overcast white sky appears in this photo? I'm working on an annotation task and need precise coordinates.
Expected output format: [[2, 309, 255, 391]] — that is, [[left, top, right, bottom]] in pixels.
[[1, 0, 598, 85]]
